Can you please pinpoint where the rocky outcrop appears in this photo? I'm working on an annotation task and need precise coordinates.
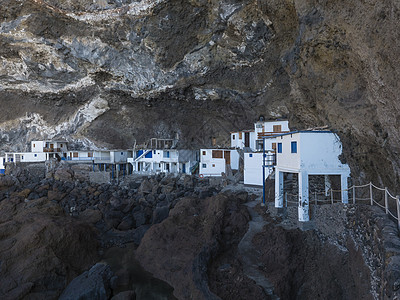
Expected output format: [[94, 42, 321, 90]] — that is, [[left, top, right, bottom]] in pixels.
[[257, 202, 400, 300], [0, 190, 99, 299], [0, 168, 225, 299], [59, 263, 115, 300], [135, 191, 251, 300]]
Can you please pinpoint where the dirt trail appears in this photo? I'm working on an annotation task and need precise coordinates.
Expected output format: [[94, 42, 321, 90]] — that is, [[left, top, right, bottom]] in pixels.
[[238, 188, 279, 299]]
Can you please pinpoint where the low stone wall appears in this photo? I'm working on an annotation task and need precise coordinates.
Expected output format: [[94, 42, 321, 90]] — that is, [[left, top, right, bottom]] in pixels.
[[89, 171, 111, 184]]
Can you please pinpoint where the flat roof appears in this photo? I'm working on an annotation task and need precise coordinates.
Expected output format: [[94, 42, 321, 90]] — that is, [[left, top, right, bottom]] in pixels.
[[230, 130, 254, 133], [31, 140, 68, 142], [255, 119, 289, 122], [264, 130, 333, 139]]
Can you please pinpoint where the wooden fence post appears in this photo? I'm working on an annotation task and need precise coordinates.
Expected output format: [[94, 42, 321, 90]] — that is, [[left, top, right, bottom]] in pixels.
[[370, 182, 373, 206], [396, 196, 400, 231], [385, 187, 389, 214], [353, 186, 356, 204]]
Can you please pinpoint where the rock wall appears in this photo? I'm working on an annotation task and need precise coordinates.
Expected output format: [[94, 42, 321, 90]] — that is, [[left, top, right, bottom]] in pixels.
[[1, 0, 399, 189], [263, 202, 400, 299]]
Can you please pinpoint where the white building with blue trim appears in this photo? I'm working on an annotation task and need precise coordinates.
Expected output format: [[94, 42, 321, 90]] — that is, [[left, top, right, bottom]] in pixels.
[[273, 130, 351, 222], [128, 149, 198, 175]]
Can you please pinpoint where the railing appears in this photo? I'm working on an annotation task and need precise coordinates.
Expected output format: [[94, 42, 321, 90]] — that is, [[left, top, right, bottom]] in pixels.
[[66, 157, 95, 161], [329, 182, 400, 229], [280, 181, 400, 230]]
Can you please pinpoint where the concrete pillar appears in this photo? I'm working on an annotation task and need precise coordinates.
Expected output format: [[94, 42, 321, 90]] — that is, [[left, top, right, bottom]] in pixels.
[[324, 175, 331, 196], [341, 174, 349, 204], [298, 171, 309, 222], [275, 170, 284, 208]]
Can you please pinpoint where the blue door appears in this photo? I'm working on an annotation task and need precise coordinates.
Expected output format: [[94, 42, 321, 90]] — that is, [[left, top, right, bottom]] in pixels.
[[182, 163, 186, 173]]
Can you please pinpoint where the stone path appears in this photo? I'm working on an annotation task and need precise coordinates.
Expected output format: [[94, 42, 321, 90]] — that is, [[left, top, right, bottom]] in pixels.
[[238, 188, 279, 299]]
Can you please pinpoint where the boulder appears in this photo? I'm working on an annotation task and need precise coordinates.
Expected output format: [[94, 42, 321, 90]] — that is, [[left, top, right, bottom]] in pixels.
[[133, 209, 147, 227], [133, 225, 151, 246], [152, 206, 169, 225], [59, 263, 114, 300], [111, 290, 136, 300], [117, 215, 134, 231], [138, 179, 152, 194], [79, 209, 103, 224], [54, 168, 74, 182], [0, 175, 17, 188]]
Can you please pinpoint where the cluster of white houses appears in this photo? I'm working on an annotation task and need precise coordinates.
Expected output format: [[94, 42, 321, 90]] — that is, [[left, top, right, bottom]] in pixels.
[[0, 118, 351, 222]]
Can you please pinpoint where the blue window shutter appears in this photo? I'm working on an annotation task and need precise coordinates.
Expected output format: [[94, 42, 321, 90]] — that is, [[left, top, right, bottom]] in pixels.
[[291, 141, 297, 153], [278, 143, 282, 153]]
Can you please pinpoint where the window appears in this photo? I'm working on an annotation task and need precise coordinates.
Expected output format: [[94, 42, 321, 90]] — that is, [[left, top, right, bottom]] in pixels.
[[202, 151, 206, 156], [272, 143, 277, 151], [212, 150, 223, 158], [154, 150, 156, 154], [249, 154, 253, 157], [212, 164, 215, 167], [273, 125, 282, 132], [232, 135, 235, 140], [163, 151, 170, 158], [60, 144, 63, 147], [21, 156, 24, 160], [73, 152, 78, 158], [277, 143, 282, 153], [202, 163, 207, 168], [34, 154, 37, 157], [33, 143, 35, 148], [291, 141, 297, 153], [121, 152, 123, 155], [88, 152, 93, 157]]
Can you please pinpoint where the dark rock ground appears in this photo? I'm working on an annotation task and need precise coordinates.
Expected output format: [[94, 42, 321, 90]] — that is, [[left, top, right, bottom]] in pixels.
[[0, 163, 399, 299]]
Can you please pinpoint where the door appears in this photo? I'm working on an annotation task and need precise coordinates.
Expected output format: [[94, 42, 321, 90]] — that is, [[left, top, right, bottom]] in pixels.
[[244, 132, 250, 147], [182, 163, 186, 174], [224, 151, 231, 165]]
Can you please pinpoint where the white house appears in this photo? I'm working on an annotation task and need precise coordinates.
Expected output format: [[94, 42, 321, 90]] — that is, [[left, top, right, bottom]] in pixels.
[[5, 140, 69, 163], [5, 152, 48, 163], [93, 150, 133, 164], [274, 131, 351, 222], [31, 140, 68, 154], [199, 149, 240, 177], [243, 152, 275, 186], [241, 119, 290, 186], [230, 130, 256, 150], [128, 149, 197, 175], [0, 157, 5, 174], [231, 120, 290, 152], [67, 150, 94, 161], [254, 119, 290, 151]]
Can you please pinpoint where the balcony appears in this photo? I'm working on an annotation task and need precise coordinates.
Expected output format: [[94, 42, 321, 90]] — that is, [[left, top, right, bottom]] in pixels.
[[43, 148, 61, 152]]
